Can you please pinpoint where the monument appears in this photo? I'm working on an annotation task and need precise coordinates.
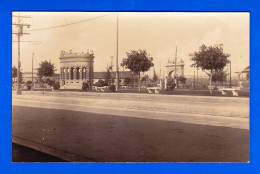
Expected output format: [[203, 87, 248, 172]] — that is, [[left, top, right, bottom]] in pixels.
[[59, 50, 94, 89], [165, 59, 185, 88]]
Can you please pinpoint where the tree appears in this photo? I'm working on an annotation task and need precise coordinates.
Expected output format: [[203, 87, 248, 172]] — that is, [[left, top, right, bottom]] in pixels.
[[12, 66, 23, 84], [97, 79, 106, 87], [103, 66, 113, 86], [212, 69, 228, 85], [152, 69, 158, 86], [12, 66, 17, 85], [37, 60, 55, 87], [178, 76, 187, 86], [37, 60, 55, 78], [26, 81, 32, 90], [190, 44, 230, 94], [124, 77, 131, 85], [121, 49, 154, 91], [46, 78, 55, 86]]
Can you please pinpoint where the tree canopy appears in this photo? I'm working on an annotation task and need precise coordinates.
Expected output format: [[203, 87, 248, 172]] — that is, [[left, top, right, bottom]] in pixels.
[[121, 49, 154, 76], [190, 44, 230, 93], [121, 49, 154, 91], [12, 66, 17, 78], [12, 66, 23, 83], [212, 69, 228, 83], [103, 66, 113, 86], [37, 60, 55, 79], [190, 44, 230, 73]]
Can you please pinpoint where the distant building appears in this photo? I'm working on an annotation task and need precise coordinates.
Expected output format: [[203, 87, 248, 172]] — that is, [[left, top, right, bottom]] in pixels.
[[21, 70, 39, 83], [235, 65, 250, 89], [21, 71, 59, 84], [93, 71, 138, 85]]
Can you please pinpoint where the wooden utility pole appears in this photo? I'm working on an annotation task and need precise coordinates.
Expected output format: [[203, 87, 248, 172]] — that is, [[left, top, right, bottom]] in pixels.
[[230, 62, 232, 88], [174, 46, 177, 84], [32, 52, 34, 85], [115, 13, 119, 91], [197, 68, 199, 89], [12, 13, 30, 95], [194, 69, 196, 89]]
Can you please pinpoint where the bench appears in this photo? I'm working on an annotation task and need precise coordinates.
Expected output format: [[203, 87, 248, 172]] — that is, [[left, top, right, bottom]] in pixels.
[[121, 86, 128, 89], [93, 86, 108, 92], [147, 87, 161, 94], [218, 87, 240, 96], [208, 86, 214, 90]]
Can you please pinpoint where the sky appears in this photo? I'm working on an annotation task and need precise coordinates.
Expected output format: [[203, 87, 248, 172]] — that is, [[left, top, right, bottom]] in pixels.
[[12, 12, 249, 77]]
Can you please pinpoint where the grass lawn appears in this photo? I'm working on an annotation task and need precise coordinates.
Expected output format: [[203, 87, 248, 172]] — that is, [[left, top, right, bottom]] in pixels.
[[17, 87, 249, 98]]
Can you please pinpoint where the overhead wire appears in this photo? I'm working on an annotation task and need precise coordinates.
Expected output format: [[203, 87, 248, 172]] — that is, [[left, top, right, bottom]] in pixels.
[[28, 13, 115, 31]]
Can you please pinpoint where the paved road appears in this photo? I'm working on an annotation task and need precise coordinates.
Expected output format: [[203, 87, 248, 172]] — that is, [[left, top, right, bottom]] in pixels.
[[12, 143, 65, 162], [12, 93, 249, 162]]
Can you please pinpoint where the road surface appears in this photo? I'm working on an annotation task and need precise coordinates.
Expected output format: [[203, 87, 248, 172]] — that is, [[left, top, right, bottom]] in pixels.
[[12, 92, 249, 162]]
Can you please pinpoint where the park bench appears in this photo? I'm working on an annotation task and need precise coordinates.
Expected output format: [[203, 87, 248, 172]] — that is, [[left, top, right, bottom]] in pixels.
[[121, 85, 128, 89], [208, 86, 214, 90], [93, 86, 107, 92], [147, 87, 161, 94], [218, 87, 240, 96]]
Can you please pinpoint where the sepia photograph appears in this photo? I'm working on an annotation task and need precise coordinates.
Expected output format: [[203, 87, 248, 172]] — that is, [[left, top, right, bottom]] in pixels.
[[12, 12, 249, 162]]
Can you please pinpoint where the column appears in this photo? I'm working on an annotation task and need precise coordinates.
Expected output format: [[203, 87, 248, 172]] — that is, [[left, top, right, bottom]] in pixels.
[[64, 68, 67, 81], [67, 68, 70, 80], [60, 68, 63, 81], [79, 67, 82, 80], [73, 68, 77, 80]]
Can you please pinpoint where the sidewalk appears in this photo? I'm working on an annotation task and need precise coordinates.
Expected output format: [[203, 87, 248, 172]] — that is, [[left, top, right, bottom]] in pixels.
[[14, 90, 249, 105]]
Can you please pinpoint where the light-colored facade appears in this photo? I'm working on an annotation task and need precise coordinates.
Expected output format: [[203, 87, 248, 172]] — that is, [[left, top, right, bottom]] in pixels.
[[165, 59, 185, 78], [59, 50, 94, 89]]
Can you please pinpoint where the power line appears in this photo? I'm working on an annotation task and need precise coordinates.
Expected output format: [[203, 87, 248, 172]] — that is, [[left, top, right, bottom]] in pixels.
[[28, 13, 114, 31]]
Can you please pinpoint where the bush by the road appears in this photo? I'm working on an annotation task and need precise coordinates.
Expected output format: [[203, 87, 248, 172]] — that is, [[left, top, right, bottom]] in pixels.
[[53, 82, 60, 90], [82, 82, 89, 91], [109, 85, 116, 92]]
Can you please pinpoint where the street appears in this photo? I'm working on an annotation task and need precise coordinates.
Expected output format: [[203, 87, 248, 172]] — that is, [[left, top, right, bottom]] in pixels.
[[12, 92, 249, 162]]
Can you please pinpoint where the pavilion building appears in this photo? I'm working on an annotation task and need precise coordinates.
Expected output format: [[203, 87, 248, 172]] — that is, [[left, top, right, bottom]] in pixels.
[[59, 50, 94, 89]]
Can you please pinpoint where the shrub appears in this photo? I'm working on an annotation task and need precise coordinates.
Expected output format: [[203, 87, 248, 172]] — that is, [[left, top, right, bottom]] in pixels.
[[46, 78, 54, 86], [27, 85, 32, 90], [109, 85, 116, 92], [53, 82, 60, 90], [26, 81, 32, 91], [97, 79, 105, 87], [82, 82, 89, 91]]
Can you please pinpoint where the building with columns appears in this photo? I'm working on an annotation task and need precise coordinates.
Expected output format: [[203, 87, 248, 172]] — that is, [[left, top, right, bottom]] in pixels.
[[59, 50, 94, 89]]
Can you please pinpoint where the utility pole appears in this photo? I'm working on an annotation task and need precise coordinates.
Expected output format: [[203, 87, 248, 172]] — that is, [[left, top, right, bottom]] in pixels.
[[115, 13, 119, 92], [32, 52, 34, 86], [230, 62, 232, 88], [194, 69, 196, 89], [12, 13, 30, 95], [197, 68, 199, 89], [110, 56, 114, 85], [174, 46, 177, 84]]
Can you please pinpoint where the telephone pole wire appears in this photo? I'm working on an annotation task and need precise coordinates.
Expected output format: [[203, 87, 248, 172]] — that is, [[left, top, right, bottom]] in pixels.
[[12, 12, 31, 95]]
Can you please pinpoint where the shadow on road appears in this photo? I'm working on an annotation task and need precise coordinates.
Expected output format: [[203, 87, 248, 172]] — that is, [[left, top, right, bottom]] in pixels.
[[12, 143, 66, 162]]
